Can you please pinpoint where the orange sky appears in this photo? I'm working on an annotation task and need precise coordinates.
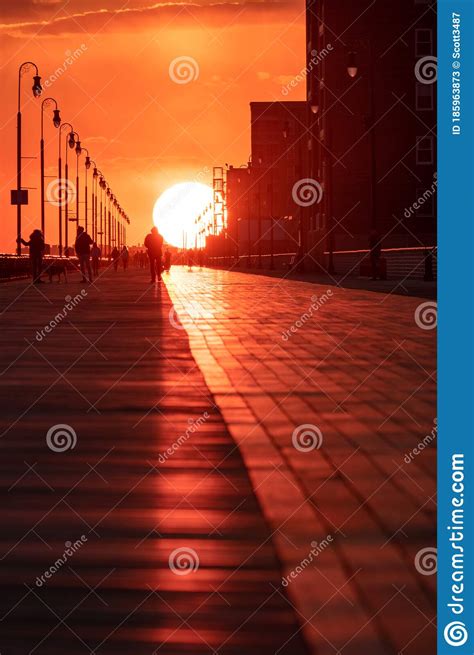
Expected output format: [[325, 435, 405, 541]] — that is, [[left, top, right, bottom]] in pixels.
[[0, 0, 305, 250]]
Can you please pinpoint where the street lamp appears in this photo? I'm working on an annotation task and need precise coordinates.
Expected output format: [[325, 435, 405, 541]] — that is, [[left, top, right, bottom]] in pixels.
[[58, 122, 74, 256], [73, 138, 85, 230], [16, 62, 42, 255], [64, 129, 79, 254], [81, 150, 91, 234], [40, 98, 61, 240], [346, 47, 376, 231]]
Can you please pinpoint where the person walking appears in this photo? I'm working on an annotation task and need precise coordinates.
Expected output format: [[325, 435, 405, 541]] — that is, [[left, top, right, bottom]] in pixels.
[[91, 242, 101, 277], [121, 246, 129, 271], [18, 229, 45, 284], [164, 248, 171, 273], [74, 226, 93, 283], [110, 247, 120, 272], [144, 226, 164, 283], [369, 230, 382, 281]]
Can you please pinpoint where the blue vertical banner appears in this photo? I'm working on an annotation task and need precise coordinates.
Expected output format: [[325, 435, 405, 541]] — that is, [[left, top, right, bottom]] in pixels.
[[438, 1, 474, 653]]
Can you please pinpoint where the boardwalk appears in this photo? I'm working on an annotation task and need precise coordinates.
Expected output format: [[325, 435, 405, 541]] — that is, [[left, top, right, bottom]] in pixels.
[[0, 268, 308, 655], [0, 265, 436, 655]]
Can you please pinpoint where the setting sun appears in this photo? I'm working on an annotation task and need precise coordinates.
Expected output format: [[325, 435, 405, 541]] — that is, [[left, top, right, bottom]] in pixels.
[[152, 182, 213, 248]]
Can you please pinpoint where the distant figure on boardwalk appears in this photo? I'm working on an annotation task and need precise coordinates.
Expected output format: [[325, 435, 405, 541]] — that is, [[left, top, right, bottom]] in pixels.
[[74, 226, 93, 283], [369, 230, 382, 281], [18, 229, 45, 284], [121, 246, 129, 271], [187, 248, 194, 269], [198, 249, 204, 268], [144, 226, 164, 283], [110, 247, 120, 271], [91, 242, 101, 277], [164, 248, 171, 273]]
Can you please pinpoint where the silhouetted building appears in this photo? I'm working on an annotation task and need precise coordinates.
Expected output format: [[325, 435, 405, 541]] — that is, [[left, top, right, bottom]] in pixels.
[[306, 0, 437, 264], [225, 101, 308, 263]]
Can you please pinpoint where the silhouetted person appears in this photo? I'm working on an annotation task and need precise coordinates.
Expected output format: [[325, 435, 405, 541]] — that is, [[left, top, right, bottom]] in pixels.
[[187, 248, 194, 269], [164, 248, 171, 272], [91, 242, 101, 277], [121, 246, 129, 271], [144, 227, 164, 283], [198, 249, 204, 268], [110, 247, 120, 271], [18, 229, 45, 284], [74, 226, 93, 283], [369, 230, 382, 281]]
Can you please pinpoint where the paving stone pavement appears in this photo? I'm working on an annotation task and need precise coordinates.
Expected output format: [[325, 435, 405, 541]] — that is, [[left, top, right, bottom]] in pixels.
[[165, 265, 437, 655], [0, 268, 309, 655]]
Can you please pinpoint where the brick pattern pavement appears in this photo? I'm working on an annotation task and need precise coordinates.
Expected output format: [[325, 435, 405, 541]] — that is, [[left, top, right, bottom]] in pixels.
[[0, 269, 308, 655], [165, 266, 437, 655]]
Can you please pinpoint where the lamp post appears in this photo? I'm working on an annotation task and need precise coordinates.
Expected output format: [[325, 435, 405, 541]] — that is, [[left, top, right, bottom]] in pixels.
[[58, 123, 74, 256], [347, 47, 376, 232], [67, 131, 81, 237], [40, 98, 60, 241], [17, 62, 42, 255], [283, 120, 309, 272], [98, 175, 106, 254], [83, 154, 93, 235], [75, 144, 89, 231], [106, 189, 112, 256]]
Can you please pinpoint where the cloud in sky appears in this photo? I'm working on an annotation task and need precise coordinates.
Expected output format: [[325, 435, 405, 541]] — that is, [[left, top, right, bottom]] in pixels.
[[0, 1, 295, 37]]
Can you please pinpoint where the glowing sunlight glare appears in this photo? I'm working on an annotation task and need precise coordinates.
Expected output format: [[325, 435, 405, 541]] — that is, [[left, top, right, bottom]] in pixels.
[[152, 182, 213, 248]]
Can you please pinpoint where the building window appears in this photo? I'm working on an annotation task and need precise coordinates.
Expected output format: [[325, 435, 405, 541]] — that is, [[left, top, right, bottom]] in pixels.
[[416, 82, 434, 111], [416, 136, 434, 165], [415, 29, 433, 56]]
